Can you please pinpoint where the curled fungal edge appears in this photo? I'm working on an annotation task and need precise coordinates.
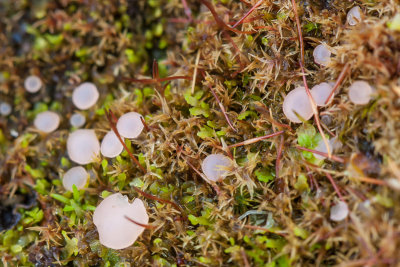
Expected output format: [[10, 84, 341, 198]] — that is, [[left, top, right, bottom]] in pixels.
[[34, 111, 60, 133], [24, 75, 42, 93], [348, 80, 373, 105], [93, 193, 149, 250], [116, 112, 144, 139], [101, 130, 124, 158], [311, 82, 333, 107], [313, 44, 331, 66], [72, 82, 99, 110], [347, 6, 362, 26], [330, 201, 349, 221], [67, 129, 100, 164], [283, 86, 313, 123], [62, 166, 89, 191], [201, 154, 232, 182]]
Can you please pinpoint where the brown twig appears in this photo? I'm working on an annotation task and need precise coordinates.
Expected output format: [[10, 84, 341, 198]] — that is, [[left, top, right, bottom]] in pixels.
[[232, 0, 263, 28], [325, 63, 350, 104], [228, 131, 285, 148], [276, 135, 284, 179], [243, 224, 287, 236], [124, 215, 155, 229], [325, 173, 344, 202], [140, 117, 151, 132], [295, 146, 345, 163]]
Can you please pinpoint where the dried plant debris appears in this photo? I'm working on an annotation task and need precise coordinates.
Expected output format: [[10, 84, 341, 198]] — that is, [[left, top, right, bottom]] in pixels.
[[1, 0, 400, 266]]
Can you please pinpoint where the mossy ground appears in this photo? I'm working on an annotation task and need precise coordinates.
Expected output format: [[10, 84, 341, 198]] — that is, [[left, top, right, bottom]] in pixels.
[[1, 0, 400, 266]]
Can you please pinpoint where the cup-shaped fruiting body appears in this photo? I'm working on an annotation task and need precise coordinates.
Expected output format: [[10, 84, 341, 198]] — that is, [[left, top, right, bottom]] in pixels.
[[67, 129, 100, 164], [0, 102, 12, 116], [34, 111, 60, 133], [311, 82, 334, 107], [70, 113, 86, 128], [313, 44, 331, 66], [72, 82, 99, 110], [116, 112, 144, 139], [283, 86, 313, 123], [347, 6, 362, 26], [24, 75, 42, 93], [93, 193, 149, 250], [101, 131, 124, 158], [62, 166, 89, 191], [313, 138, 333, 160], [348, 80, 373, 105], [330, 201, 349, 221], [201, 154, 232, 182]]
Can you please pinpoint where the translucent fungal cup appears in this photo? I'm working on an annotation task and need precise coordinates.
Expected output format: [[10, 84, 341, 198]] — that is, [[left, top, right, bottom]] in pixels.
[[116, 112, 144, 139], [311, 82, 334, 107], [34, 111, 60, 133], [67, 129, 100, 164], [93, 193, 149, 250], [330, 201, 349, 221], [348, 80, 373, 105], [72, 82, 99, 110], [0, 102, 12, 116], [101, 130, 124, 158], [70, 113, 86, 128], [313, 44, 331, 66], [283, 86, 313, 123], [347, 6, 362, 26], [24, 75, 42, 93], [201, 154, 232, 182], [62, 166, 89, 191]]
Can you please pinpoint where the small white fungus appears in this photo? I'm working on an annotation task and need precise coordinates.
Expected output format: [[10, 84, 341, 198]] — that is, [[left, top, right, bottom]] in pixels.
[[62, 166, 89, 191], [201, 154, 232, 182], [0, 102, 12, 116], [34, 111, 60, 133], [24, 75, 42, 93], [101, 130, 124, 158], [313, 44, 331, 66], [311, 82, 333, 107], [93, 193, 149, 250], [348, 80, 373, 105], [283, 86, 313, 123], [347, 6, 362, 26], [70, 113, 86, 128], [330, 201, 349, 221], [67, 129, 100, 164], [116, 112, 144, 139], [72, 82, 99, 110], [313, 138, 333, 160]]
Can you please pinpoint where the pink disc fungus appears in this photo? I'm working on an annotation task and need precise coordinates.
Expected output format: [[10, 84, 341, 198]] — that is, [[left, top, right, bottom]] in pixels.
[[283, 86, 313, 123], [62, 166, 89, 191], [313, 44, 331, 66], [347, 6, 362, 26], [100, 130, 124, 158], [93, 193, 149, 250], [330, 201, 349, 221], [311, 82, 334, 107], [313, 138, 333, 160], [116, 112, 144, 139], [201, 154, 232, 182], [24, 75, 42, 93], [67, 129, 100, 164], [72, 82, 99, 110], [70, 113, 86, 128], [348, 80, 373, 105], [0, 102, 12, 116], [34, 111, 60, 133]]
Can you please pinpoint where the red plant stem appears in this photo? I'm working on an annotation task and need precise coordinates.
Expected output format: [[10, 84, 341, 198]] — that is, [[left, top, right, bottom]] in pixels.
[[185, 158, 221, 194], [325, 173, 344, 201], [241, 248, 251, 267], [181, 0, 193, 21], [124, 215, 155, 229], [124, 76, 192, 84], [305, 165, 319, 191], [140, 117, 151, 132], [228, 131, 285, 148], [106, 110, 147, 174], [243, 224, 287, 236], [291, 0, 304, 65], [295, 146, 345, 163], [325, 63, 350, 104], [276, 135, 284, 179], [232, 0, 264, 28]]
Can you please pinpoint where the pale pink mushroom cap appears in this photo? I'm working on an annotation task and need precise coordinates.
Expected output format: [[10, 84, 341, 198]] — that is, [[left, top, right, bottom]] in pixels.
[[70, 113, 86, 128], [347, 6, 362, 26], [67, 129, 100, 164], [62, 166, 89, 191], [72, 82, 99, 110], [313, 138, 333, 160], [93, 193, 149, 250], [24, 75, 42, 93], [34, 111, 60, 133], [313, 44, 331, 66], [348, 80, 373, 105], [283, 86, 313, 123], [116, 112, 144, 139], [101, 130, 124, 158], [201, 154, 232, 182], [330, 201, 349, 221], [311, 82, 333, 107], [0, 102, 12, 116]]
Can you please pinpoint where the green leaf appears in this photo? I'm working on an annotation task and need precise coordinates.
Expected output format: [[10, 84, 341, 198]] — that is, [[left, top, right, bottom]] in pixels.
[[294, 174, 310, 192], [255, 168, 275, 183], [294, 226, 309, 239], [238, 110, 257, 120], [50, 193, 69, 204], [184, 90, 203, 106], [197, 125, 214, 139]]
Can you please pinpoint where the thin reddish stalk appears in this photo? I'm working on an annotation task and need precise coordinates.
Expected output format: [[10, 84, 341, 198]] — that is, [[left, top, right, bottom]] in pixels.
[[124, 215, 155, 229], [181, 0, 193, 22], [232, 0, 263, 28], [228, 131, 285, 148], [295, 146, 345, 163], [124, 76, 192, 84], [275, 135, 284, 179], [185, 157, 221, 194], [241, 248, 251, 267], [355, 176, 387, 185], [325, 63, 350, 104], [243, 224, 287, 236], [325, 173, 344, 202], [291, 0, 304, 65], [305, 165, 319, 191], [140, 117, 151, 132]]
